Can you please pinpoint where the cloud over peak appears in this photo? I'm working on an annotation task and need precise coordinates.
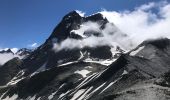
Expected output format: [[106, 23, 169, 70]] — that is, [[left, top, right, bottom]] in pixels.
[[53, 1, 170, 52], [53, 21, 125, 51], [100, 1, 170, 45]]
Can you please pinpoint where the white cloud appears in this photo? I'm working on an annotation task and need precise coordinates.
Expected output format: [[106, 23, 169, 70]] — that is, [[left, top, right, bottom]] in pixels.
[[0, 48, 9, 51], [71, 21, 101, 38], [28, 43, 38, 48], [100, 1, 170, 46], [135, 2, 156, 11], [0, 48, 20, 65], [0, 53, 15, 65], [53, 21, 127, 51]]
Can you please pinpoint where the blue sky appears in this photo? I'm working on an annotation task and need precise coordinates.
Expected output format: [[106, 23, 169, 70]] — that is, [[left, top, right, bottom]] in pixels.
[[0, 0, 165, 49]]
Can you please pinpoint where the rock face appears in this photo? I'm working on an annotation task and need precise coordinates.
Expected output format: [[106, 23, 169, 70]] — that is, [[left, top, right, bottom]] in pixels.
[[0, 58, 23, 86], [0, 11, 170, 100]]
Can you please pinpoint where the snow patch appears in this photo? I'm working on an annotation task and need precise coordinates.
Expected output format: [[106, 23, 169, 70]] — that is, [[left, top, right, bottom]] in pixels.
[[78, 87, 93, 100], [59, 90, 71, 99], [122, 70, 128, 75], [37, 97, 41, 100], [85, 66, 93, 69], [7, 77, 24, 86], [74, 73, 97, 91], [29, 95, 36, 100], [75, 10, 85, 17], [85, 82, 106, 99], [6, 70, 25, 86], [48, 84, 65, 100], [58, 61, 78, 67], [48, 91, 57, 100], [2, 94, 18, 100], [84, 58, 116, 66], [99, 76, 124, 94], [78, 51, 84, 60], [71, 89, 86, 100], [130, 46, 145, 56], [74, 70, 92, 78]]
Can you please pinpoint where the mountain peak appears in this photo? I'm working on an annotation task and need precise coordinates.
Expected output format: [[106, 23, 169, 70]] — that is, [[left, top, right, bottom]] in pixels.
[[0, 48, 13, 54], [15, 48, 32, 57], [47, 11, 83, 42], [85, 13, 108, 22], [47, 11, 110, 44], [63, 10, 82, 20]]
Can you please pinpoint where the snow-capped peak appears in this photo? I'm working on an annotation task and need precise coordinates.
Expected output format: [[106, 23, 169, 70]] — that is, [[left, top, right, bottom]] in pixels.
[[75, 10, 85, 17]]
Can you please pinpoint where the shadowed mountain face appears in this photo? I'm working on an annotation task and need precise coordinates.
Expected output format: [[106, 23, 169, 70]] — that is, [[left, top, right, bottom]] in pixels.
[[0, 11, 170, 100]]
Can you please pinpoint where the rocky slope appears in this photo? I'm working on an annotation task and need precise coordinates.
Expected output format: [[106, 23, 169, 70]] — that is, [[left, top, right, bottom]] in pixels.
[[0, 11, 170, 100]]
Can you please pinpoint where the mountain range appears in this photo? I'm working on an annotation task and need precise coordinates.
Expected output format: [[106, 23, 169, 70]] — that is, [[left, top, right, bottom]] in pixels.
[[0, 11, 170, 100]]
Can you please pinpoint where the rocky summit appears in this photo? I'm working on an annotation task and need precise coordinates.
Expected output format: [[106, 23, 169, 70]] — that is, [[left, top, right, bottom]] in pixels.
[[0, 11, 170, 100]]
